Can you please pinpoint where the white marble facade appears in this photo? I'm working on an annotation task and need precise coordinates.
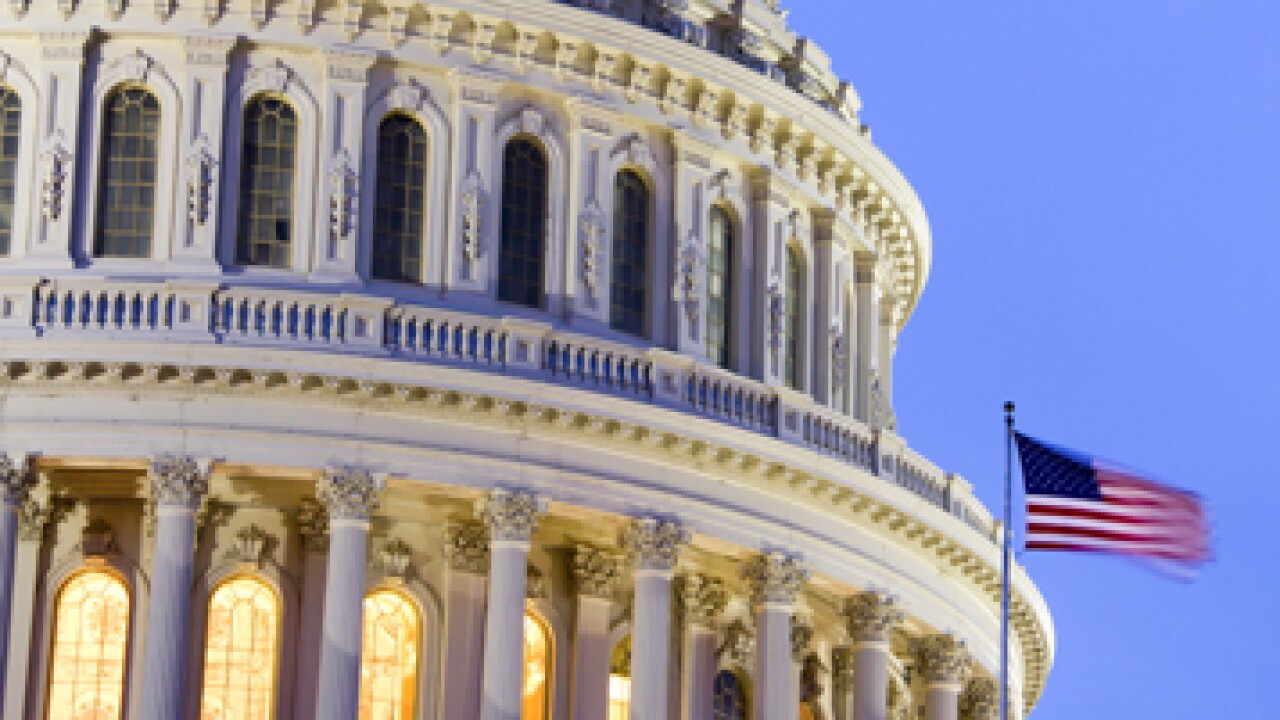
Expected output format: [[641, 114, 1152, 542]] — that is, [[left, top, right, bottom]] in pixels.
[[0, 2, 1051, 719]]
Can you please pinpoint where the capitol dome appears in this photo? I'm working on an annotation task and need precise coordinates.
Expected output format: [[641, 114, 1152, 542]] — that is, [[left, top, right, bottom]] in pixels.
[[0, 1, 1051, 719]]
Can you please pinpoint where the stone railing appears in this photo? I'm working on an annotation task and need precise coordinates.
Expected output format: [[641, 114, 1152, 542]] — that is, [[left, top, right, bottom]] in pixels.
[[0, 277, 995, 542]]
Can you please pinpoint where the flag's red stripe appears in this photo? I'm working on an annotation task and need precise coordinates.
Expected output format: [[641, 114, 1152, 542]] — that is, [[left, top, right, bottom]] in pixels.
[[1027, 522, 1207, 547], [1025, 502, 1196, 526], [1025, 540, 1206, 561]]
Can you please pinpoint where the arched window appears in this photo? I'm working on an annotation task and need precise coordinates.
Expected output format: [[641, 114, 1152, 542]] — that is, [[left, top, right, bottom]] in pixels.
[[498, 138, 549, 308], [607, 635, 632, 720], [707, 205, 734, 368], [372, 115, 428, 283], [359, 589, 420, 720], [94, 86, 161, 258], [200, 576, 280, 720], [0, 85, 20, 257], [522, 611, 551, 720], [712, 669, 747, 720], [784, 246, 802, 390], [610, 170, 649, 336], [46, 569, 131, 720], [236, 95, 298, 268]]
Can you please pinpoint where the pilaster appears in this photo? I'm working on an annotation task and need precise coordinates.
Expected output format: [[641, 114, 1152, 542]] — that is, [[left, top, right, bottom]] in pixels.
[[27, 32, 89, 268], [748, 169, 795, 385], [312, 49, 377, 281], [447, 70, 504, 294], [173, 35, 236, 270], [564, 98, 616, 324], [671, 132, 717, 359]]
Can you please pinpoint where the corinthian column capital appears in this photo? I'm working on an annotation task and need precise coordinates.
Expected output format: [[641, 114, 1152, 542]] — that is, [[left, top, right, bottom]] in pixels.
[[963, 676, 999, 720], [741, 551, 808, 607], [678, 573, 727, 626], [476, 489, 546, 544], [0, 454, 33, 505], [790, 616, 814, 660], [317, 467, 384, 522], [445, 521, 490, 573], [573, 544, 623, 597], [914, 634, 970, 686], [148, 455, 210, 511], [620, 517, 689, 573], [844, 591, 904, 643]]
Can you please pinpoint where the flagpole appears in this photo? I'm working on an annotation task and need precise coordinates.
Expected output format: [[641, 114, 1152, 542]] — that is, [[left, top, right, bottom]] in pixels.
[[1001, 401, 1015, 720]]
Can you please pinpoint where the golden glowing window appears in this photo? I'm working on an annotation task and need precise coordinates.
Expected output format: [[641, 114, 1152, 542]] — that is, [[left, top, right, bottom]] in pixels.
[[522, 612, 550, 720], [607, 635, 632, 720], [359, 590, 420, 720], [200, 576, 279, 720], [46, 569, 131, 720]]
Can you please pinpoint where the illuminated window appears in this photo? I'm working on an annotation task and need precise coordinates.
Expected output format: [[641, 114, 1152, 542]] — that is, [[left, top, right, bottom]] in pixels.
[[236, 95, 297, 268], [498, 138, 549, 309], [799, 703, 817, 720], [707, 205, 734, 369], [46, 569, 131, 720], [713, 669, 747, 720], [371, 115, 428, 283], [784, 246, 802, 390], [0, 84, 20, 257], [522, 612, 550, 720], [359, 589, 420, 720], [607, 635, 632, 720], [200, 576, 279, 720], [610, 170, 649, 337], [94, 86, 161, 258]]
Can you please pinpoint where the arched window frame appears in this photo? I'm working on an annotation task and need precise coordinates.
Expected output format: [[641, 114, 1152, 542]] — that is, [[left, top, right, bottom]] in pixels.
[[0, 59, 38, 260], [41, 566, 135, 720], [608, 168, 653, 338], [522, 606, 558, 720], [33, 533, 148, 720], [489, 108, 567, 313], [359, 84, 451, 287], [221, 61, 319, 272], [80, 50, 181, 264], [184, 541, 300, 720], [361, 563, 445, 720], [600, 135, 669, 341], [197, 574, 283, 720], [494, 134, 552, 310]]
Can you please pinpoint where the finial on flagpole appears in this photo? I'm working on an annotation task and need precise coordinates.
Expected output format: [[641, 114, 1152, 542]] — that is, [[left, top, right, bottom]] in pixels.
[[1005, 401, 1015, 429]]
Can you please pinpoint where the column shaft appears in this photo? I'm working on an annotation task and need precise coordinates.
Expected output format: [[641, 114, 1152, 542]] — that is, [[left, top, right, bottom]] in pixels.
[[631, 570, 674, 720], [572, 595, 612, 720], [443, 572, 488, 720], [925, 685, 961, 720], [853, 643, 890, 720], [754, 605, 795, 720], [316, 521, 371, 720], [292, 549, 328, 720], [681, 625, 717, 720], [481, 541, 531, 720], [138, 508, 198, 719], [3, 537, 40, 720], [0, 500, 17, 709]]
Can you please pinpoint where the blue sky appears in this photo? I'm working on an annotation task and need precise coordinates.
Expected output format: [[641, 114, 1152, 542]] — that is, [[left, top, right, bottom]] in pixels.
[[784, 1, 1280, 716]]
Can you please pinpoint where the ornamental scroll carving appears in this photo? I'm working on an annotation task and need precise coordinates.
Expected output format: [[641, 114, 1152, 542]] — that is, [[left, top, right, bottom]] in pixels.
[[620, 517, 688, 573], [328, 151, 359, 245], [718, 618, 755, 666], [678, 573, 727, 627], [373, 539, 413, 579], [675, 232, 705, 342], [186, 135, 217, 226], [40, 137, 72, 221], [844, 591, 904, 643], [296, 497, 329, 552], [573, 544, 622, 598], [317, 467, 383, 522], [229, 525, 270, 566], [460, 170, 484, 265], [914, 634, 970, 685], [445, 521, 490, 573], [742, 551, 808, 606], [476, 489, 546, 543], [148, 455, 209, 510], [579, 200, 605, 300]]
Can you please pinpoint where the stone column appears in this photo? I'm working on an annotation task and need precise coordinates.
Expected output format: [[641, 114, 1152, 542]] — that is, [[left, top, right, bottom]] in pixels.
[[914, 635, 969, 720], [315, 468, 385, 720], [678, 573, 727, 720], [962, 677, 999, 720], [621, 518, 688, 720], [844, 592, 904, 720], [442, 522, 491, 720], [138, 456, 210, 720], [831, 648, 857, 720], [571, 545, 623, 720], [292, 498, 330, 720], [478, 490, 547, 720], [742, 552, 809, 720], [0, 455, 32, 708], [4, 494, 53, 720]]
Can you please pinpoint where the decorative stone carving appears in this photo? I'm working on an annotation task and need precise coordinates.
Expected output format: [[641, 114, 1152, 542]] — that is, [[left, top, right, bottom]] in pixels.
[[472, 21, 499, 64], [81, 518, 116, 557], [202, 0, 220, 26], [627, 64, 652, 103], [718, 617, 755, 666], [56, 0, 74, 20], [153, 0, 171, 20], [593, 52, 618, 93], [790, 616, 814, 659], [675, 232, 705, 340], [830, 324, 848, 387], [579, 200, 605, 299], [869, 371, 897, 432], [963, 676, 1000, 720], [40, 137, 72, 221], [444, 521, 490, 573], [148, 455, 209, 510], [555, 40, 579, 81], [460, 170, 484, 264], [339, 0, 362, 41], [741, 551, 808, 606], [230, 525, 270, 566], [724, 102, 749, 140], [620, 517, 688, 573], [104, 49, 154, 84], [661, 76, 686, 115], [766, 278, 784, 370], [678, 573, 727, 626], [296, 0, 316, 31], [914, 634, 970, 685], [386, 81, 431, 115], [831, 647, 857, 686], [374, 539, 413, 579], [476, 489, 546, 544], [844, 591, 904, 643], [573, 544, 622, 598], [246, 59, 293, 95], [751, 115, 777, 155], [0, 454, 32, 505], [515, 30, 541, 73], [428, 10, 454, 54], [186, 136, 217, 226], [386, 4, 410, 45], [800, 652, 827, 702], [17, 496, 61, 542], [328, 151, 358, 244], [694, 88, 719, 128], [526, 563, 548, 599], [316, 467, 383, 522], [249, 0, 268, 27]]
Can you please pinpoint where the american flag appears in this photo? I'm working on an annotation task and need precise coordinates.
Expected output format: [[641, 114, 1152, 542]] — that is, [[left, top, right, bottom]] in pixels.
[[1014, 432, 1210, 566]]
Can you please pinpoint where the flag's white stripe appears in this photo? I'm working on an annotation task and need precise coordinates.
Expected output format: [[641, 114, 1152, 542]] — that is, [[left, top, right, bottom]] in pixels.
[[1026, 495, 1199, 522], [1101, 484, 1200, 509], [1026, 513, 1199, 539], [1025, 532, 1206, 556]]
